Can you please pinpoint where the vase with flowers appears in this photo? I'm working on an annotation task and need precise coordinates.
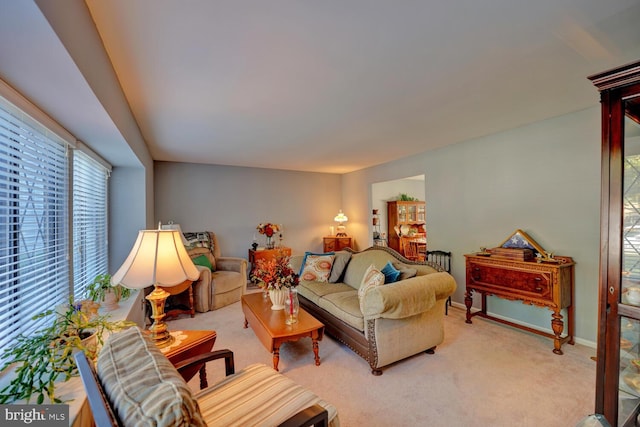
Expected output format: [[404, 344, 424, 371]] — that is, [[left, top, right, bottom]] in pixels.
[[257, 223, 280, 249], [250, 253, 299, 310]]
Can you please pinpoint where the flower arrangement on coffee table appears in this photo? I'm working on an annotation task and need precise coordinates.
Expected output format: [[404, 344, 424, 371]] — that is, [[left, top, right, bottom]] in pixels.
[[250, 254, 299, 312], [257, 223, 279, 249], [250, 254, 298, 290]]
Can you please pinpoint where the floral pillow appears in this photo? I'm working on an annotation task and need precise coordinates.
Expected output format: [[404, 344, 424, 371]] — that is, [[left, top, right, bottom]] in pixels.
[[357, 264, 385, 312], [299, 252, 335, 282]]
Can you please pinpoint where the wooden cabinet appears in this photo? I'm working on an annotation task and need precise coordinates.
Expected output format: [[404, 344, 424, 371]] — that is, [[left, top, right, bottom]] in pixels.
[[387, 201, 425, 254], [323, 236, 352, 252], [464, 254, 575, 355], [590, 60, 640, 426]]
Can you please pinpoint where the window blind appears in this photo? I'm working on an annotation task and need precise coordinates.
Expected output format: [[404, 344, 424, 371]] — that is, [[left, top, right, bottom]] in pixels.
[[0, 100, 69, 352], [73, 150, 108, 299]]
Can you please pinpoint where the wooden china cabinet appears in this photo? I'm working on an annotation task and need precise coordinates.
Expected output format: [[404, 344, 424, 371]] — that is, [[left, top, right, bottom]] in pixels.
[[590, 60, 640, 426], [387, 200, 425, 253]]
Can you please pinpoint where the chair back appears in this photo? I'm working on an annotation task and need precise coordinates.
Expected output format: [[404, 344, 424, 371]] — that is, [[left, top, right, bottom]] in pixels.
[[401, 235, 425, 261], [74, 351, 121, 427], [425, 250, 451, 273]]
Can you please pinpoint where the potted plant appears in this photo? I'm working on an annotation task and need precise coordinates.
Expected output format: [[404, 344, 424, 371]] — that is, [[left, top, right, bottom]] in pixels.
[[87, 273, 131, 311], [0, 299, 134, 404]]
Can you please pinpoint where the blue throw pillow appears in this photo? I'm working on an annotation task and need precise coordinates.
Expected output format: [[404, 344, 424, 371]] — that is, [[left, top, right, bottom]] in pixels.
[[381, 261, 401, 284]]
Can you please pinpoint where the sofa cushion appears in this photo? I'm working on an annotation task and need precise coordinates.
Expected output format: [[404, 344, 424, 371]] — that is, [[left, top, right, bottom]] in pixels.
[[96, 327, 206, 427], [329, 251, 352, 283], [195, 363, 339, 427], [357, 264, 384, 313], [297, 281, 355, 305], [317, 290, 364, 331], [392, 262, 418, 281], [300, 253, 335, 282], [342, 250, 397, 289], [381, 261, 401, 283]]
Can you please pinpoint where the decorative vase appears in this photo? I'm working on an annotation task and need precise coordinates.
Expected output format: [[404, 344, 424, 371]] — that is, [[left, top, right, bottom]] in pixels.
[[81, 330, 99, 361], [101, 289, 119, 311], [266, 235, 274, 249], [268, 288, 286, 310], [284, 287, 299, 324]]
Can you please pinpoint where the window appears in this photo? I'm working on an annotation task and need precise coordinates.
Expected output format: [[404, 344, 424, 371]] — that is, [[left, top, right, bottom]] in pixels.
[[0, 93, 109, 354], [73, 150, 109, 300]]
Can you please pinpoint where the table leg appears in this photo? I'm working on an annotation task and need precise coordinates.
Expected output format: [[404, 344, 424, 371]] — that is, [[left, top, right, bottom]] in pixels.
[[551, 310, 565, 355], [272, 344, 281, 371], [464, 289, 473, 324], [243, 317, 248, 329], [199, 364, 208, 389], [188, 284, 195, 318], [312, 338, 321, 366]]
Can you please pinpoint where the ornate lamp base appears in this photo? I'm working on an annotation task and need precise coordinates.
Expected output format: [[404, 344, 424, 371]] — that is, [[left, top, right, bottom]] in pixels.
[[146, 286, 175, 348]]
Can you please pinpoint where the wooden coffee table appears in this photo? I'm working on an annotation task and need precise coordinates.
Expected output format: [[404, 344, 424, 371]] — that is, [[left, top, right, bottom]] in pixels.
[[241, 292, 324, 371]]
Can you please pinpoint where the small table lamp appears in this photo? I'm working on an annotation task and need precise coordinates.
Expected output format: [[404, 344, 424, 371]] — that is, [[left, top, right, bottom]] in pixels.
[[334, 210, 348, 237], [111, 228, 199, 347]]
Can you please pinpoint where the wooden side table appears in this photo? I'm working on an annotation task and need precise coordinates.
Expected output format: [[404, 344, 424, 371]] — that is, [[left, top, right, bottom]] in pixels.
[[323, 236, 352, 252], [464, 254, 574, 354], [160, 280, 195, 319], [248, 247, 292, 281], [159, 330, 217, 387]]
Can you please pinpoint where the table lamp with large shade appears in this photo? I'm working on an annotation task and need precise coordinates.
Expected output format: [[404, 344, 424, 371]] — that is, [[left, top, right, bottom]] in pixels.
[[111, 228, 199, 347]]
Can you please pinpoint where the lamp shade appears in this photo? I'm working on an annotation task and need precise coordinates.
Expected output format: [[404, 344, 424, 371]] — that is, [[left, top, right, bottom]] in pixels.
[[112, 229, 199, 289], [160, 222, 188, 245], [334, 210, 348, 223]]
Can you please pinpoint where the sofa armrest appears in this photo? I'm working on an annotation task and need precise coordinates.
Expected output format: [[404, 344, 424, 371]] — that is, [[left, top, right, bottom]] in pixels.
[[216, 256, 248, 275], [363, 272, 456, 320], [174, 349, 236, 384], [289, 255, 304, 274]]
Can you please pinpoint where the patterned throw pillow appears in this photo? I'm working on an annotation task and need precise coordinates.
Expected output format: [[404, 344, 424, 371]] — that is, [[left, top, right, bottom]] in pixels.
[[357, 264, 385, 312], [299, 253, 335, 282], [183, 232, 214, 252], [97, 327, 206, 427]]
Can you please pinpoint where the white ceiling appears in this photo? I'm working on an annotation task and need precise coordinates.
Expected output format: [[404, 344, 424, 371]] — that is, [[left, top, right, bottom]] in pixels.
[[3, 1, 640, 173]]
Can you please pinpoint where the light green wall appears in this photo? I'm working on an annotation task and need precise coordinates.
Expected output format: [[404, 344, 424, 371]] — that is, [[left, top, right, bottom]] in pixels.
[[343, 107, 601, 344]]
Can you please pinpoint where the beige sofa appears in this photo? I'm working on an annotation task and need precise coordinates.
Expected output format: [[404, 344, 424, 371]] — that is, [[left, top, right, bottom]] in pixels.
[[185, 231, 248, 312], [290, 246, 456, 375]]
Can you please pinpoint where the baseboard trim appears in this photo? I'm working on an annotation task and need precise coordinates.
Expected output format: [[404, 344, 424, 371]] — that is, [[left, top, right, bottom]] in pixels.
[[449, 301, 596, 349]]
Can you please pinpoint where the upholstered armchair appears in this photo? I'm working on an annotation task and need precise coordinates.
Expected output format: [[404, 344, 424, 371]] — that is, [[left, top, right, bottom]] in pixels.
[[184, 231, 247, 312]]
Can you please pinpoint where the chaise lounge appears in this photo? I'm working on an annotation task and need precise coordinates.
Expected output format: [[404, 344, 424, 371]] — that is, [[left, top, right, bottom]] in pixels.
[[76, 327, 339, 427]]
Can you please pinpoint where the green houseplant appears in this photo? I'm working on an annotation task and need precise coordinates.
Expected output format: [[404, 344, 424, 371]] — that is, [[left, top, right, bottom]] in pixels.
[[0, 299, 134, 404], [87, 274, 131, 310]]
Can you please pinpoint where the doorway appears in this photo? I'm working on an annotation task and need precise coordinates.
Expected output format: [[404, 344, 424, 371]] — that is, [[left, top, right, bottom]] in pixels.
[[370, 175, 425, 247]]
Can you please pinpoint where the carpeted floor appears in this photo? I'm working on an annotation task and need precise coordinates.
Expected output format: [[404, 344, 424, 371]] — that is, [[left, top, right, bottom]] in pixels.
[[167, 295, 596, 427]]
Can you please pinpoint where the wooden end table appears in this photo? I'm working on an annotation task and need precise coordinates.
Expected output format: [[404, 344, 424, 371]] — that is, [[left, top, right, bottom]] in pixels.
[[158, 330, 217, 388], [241, 292, 324, 371]]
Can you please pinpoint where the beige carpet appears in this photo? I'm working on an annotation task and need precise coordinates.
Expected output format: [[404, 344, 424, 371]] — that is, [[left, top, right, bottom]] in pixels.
[[167, 296, 596, 427]]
